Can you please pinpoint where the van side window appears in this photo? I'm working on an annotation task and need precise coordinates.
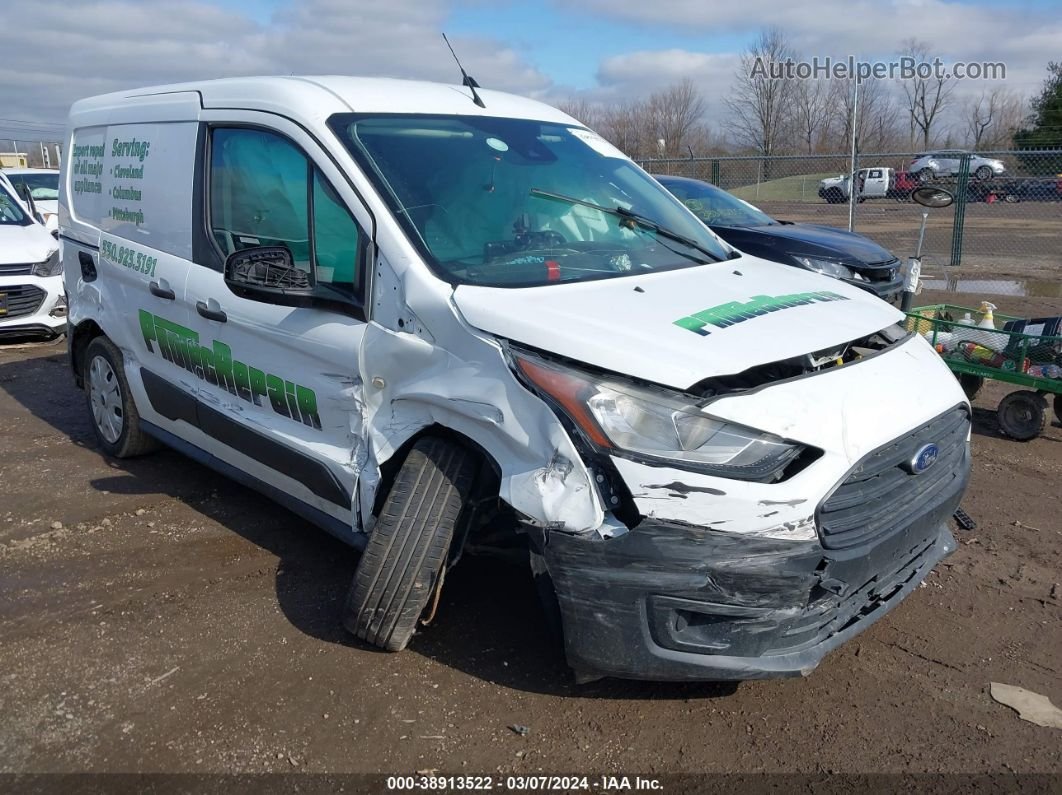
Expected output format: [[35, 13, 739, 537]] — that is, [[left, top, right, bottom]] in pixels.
[[208, 127, 363, 300], [210, 128, 311, 270], [312, 169, 361, 295]]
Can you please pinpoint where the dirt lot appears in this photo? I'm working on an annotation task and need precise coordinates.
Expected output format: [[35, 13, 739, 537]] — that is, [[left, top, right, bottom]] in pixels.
[[1, 331, 1061, 779]]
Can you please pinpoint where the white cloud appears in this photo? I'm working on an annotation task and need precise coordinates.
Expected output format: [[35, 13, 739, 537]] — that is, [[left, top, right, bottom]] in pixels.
[[0, 0, 553, 136]]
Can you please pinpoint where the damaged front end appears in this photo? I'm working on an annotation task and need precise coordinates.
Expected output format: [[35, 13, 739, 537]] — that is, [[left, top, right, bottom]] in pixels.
[[508, 334, 971, 682]]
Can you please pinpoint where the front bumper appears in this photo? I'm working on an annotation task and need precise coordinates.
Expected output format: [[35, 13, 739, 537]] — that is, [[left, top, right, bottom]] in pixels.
[[0, 274, 66, 338], [541, 451, 969, 682]]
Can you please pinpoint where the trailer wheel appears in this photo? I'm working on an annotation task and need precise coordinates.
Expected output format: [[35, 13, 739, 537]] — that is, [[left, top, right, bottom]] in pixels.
[[997, 390, 1047, 441], [343, 437, 476, 651], [958, 373, 984, 401], [1054, 394, 1062, 425]]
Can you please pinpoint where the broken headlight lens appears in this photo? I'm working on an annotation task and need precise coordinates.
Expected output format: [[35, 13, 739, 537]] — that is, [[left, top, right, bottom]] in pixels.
[[31, 250, 62, 277], [793, 255, 864, 282], [513, 351, 803, 480]]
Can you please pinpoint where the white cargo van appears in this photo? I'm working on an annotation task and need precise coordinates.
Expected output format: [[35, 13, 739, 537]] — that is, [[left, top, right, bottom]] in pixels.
[[60, 77, 971, 682]]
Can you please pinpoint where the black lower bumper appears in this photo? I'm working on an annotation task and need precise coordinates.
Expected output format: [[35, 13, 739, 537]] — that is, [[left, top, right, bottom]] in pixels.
[[541, 464, 967, 682]]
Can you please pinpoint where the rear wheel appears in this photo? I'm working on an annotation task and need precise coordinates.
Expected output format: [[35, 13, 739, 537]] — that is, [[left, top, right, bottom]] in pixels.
[[997, 390, 1047, 441], [84, 336, 159, 458], [343, 437, 477, 651]]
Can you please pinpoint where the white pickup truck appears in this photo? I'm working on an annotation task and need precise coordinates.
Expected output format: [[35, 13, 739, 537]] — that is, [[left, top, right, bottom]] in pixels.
[[819, 167, 893, 203]]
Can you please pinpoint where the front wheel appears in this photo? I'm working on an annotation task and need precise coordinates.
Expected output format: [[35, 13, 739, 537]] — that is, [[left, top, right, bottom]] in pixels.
[[343, 437, 477, 651], [917, 168, 935, 183], [84, 336, 159, 458], [974, 165, 993, 181], [997, 390, 1047, 441], [1054, 394, 1062, 425]]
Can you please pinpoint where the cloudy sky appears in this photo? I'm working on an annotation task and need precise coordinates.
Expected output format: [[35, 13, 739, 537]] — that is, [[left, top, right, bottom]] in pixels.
[[2, 0, 1059, 144]]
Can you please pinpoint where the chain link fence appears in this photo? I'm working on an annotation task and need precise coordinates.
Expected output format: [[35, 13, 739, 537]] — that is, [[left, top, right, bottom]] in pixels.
[[639, 149, 1062, 303]]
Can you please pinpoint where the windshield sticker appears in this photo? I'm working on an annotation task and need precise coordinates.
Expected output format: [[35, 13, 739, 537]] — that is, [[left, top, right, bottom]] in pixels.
[[139, 310, 321, 429], [675, 291, 850, 337], [568, 128, 626, 160]]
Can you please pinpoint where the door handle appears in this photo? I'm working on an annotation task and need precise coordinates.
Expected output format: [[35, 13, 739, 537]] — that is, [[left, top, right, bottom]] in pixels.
[[196, 300, 227, 323], [149, 281, 175, 300], [78, 251, 97, 282]]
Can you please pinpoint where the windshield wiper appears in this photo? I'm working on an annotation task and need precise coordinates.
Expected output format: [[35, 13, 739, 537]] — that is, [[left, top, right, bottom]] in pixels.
[[529, 188, 724, 264]]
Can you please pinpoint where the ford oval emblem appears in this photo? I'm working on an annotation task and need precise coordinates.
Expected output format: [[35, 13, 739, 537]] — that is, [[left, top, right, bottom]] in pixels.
[[909, 443, 940, 474]]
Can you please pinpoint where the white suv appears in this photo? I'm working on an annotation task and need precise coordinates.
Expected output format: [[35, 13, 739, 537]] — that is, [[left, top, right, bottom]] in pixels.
[[0, 179, 66, 338], [908, 151, 1005, 182]]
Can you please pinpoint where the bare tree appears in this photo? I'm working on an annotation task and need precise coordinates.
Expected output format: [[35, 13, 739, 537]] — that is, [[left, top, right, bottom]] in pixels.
[[897, 40, 956, 149], [835, 78, 901, 152], [792, 78, 830, 154], [724, 28, 797, 162], [961, 87, 1025, 149], [644, 79, 708, 157], [596, 99, 649, 156], [556, 97, 602, 131]]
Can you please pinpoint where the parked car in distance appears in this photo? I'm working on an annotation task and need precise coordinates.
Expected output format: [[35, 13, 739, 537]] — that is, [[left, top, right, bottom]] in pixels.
[[658, 175, 904, 301], [0, 178, 66, 338], [818, 167, 892, 203], [1, 168, 60, 236], [907, 151, 1005, 182]]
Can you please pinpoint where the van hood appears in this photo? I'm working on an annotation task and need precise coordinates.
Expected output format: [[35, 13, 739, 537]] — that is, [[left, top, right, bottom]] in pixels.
[[0, 223, 58, 265], [454, 256, 904, 390]]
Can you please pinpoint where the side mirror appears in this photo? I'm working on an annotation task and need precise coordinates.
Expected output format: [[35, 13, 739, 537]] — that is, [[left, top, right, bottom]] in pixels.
[[911, 186, 954, 208], [224, 246, 313, 303]]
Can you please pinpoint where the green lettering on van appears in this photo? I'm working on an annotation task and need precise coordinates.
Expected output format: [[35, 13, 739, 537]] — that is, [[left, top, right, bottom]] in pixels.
[[137, 309, 322, 430], [674, 291, 850, 336]]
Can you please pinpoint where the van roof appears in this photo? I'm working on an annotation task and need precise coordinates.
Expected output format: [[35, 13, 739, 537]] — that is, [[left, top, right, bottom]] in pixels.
[[69, 75, 575, 127]]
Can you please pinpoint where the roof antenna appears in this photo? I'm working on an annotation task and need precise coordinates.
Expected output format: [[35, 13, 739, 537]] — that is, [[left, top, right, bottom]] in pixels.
[[442, 33, 486, 108]]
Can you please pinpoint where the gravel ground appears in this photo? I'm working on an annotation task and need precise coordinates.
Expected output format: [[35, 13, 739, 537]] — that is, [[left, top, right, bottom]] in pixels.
[[1, 334, 1060, 780]]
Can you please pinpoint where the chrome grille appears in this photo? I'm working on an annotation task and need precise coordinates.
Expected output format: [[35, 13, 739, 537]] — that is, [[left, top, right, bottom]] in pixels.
[[0, 284, 46, 319]]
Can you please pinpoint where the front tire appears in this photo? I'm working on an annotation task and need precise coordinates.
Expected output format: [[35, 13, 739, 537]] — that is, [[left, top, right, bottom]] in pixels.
[[84, 336, 159, 458], [917, 168, 935, 183], [974, 165, 993, 181], [344, 437, 477, 651]]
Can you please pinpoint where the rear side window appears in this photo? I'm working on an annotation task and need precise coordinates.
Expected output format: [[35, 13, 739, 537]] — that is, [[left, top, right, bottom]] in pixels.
[[208, 127, 362, 299]]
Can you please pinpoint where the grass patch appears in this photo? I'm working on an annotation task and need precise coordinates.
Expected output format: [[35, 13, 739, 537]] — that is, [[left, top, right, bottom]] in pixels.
[[728, 172, 838, 203]]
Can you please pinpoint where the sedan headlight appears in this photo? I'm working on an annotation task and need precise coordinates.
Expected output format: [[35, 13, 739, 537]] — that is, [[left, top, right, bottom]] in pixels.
[[31, 250, 63, 277], [513, 350, 803, 481], [792, 255, 865, 281]]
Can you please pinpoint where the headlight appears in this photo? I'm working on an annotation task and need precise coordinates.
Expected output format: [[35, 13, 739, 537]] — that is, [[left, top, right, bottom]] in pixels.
[[31, 250, 62, 277], [513, 350, 803, 481], [793, 255, 864, 281]]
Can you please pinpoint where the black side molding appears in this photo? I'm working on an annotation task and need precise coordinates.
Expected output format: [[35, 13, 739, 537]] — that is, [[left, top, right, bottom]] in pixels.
[[139, 368, 350, 509]]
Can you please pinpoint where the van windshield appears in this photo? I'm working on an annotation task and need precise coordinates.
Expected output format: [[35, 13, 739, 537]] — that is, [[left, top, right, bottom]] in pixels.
[[331, 114, 729, 287]]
